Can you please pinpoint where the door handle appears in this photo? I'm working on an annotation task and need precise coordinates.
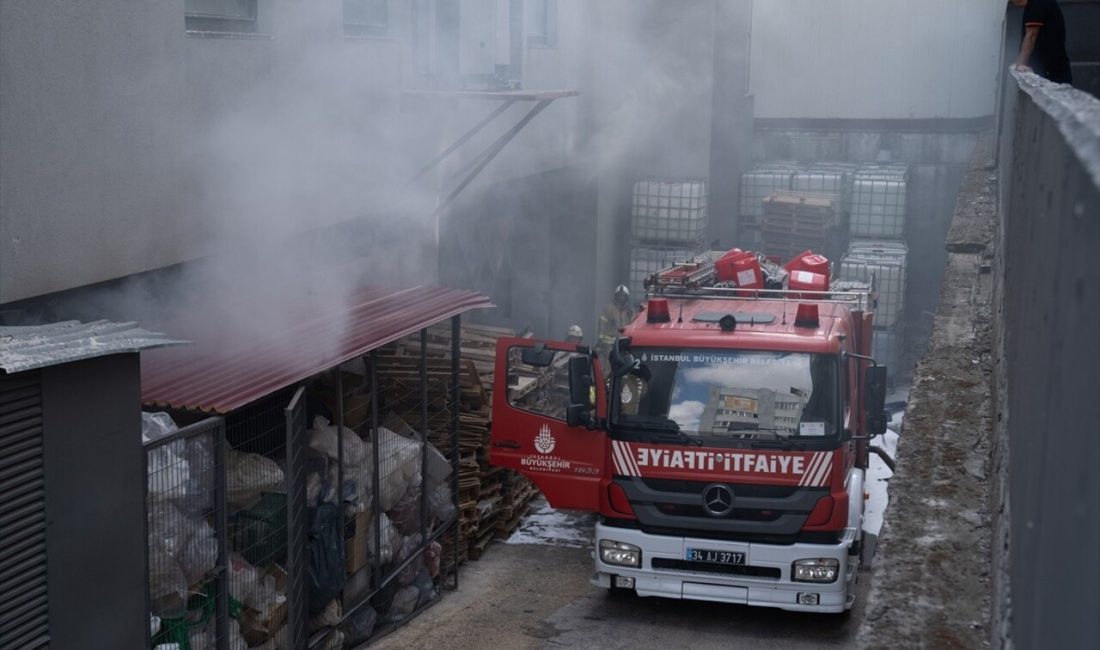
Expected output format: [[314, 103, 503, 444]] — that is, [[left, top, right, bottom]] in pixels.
[[493, 440, 522, 450]]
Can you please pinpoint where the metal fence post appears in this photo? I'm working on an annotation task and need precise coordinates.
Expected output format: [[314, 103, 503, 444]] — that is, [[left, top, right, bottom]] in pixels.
[[142, 433, 152, 649], [284, 388, 308, 649], [369, 351, 383, 592], [450, 315, 461, 589], [214, 419, 229, 650], [420, 329, 429, 543]]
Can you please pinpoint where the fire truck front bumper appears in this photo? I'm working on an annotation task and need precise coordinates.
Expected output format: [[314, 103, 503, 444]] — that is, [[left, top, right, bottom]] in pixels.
[[591, 523, 858, 613]]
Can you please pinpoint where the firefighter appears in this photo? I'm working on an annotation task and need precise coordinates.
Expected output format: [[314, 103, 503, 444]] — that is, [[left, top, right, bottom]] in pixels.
[[597, 284, 636, 359], [565, 324, 584, 344]]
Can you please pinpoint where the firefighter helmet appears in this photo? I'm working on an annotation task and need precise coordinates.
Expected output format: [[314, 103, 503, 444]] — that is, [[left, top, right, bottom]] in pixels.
[[613, 284, 630, 307], [567, 324, 584, 339]]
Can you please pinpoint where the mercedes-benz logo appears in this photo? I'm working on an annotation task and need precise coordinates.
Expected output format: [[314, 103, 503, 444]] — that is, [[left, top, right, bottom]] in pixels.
[[702, 483, 734, 517]]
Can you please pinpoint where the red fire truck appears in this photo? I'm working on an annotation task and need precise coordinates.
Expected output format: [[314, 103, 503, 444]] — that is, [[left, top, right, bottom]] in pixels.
[[490, 251, 889, 613]]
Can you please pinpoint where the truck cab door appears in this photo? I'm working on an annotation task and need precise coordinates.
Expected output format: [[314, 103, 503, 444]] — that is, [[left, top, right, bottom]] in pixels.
[[490, 337, 607, 511]]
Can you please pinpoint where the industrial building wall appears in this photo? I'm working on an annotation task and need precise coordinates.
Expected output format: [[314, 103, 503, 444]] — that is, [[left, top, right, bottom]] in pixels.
[[0, 0, 587, 307], [993, 70, 1099, 649], [749, 0, 1006, 119]]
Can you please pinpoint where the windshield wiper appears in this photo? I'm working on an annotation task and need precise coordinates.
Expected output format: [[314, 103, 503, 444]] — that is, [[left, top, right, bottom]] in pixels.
[[653, 431, 704, 447], [620, 416, 704, 447], [722, 426, 790, 438], [752, 438, 807, 451]]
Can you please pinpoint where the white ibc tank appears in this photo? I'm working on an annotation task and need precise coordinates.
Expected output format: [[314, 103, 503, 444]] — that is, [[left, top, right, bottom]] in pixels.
[[838, 239, 908, 329], [850, 165, 908, 238], [630, 180, 708, 245]]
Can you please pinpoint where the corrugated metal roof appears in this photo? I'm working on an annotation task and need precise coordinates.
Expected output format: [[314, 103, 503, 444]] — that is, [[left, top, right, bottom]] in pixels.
[[0, 320, 189, 374], [140, 285, 492, 414]]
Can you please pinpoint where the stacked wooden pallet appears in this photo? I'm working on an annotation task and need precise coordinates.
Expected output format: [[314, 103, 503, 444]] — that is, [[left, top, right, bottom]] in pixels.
[[762, 191, 839, 262], [495, 470, 538, 539], [385, 323, 540, 564]]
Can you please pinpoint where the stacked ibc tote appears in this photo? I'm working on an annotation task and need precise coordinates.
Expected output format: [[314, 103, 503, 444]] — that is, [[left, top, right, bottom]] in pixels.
[[628, 180, 709, 300], [836, 164, 910, 377]]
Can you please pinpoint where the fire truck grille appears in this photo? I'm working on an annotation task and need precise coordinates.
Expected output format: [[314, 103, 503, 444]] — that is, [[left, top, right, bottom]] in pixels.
[[641, 478, 799, 499], [651, 558, 782, 579]]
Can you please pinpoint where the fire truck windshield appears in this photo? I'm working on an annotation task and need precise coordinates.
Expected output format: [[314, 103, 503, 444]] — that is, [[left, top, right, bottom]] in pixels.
[[613, 349, 840, 441]]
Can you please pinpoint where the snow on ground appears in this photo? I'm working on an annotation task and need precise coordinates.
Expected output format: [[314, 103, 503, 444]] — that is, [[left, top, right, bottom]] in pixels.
[[863, 387, 908, 537], [504, 498, 594, 547]]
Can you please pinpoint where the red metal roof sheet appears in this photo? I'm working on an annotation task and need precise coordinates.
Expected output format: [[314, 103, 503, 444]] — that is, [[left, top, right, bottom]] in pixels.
[[140, 285, 492, 414]]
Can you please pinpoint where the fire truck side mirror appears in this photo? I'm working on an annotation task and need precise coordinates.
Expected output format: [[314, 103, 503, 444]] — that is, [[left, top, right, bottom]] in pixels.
[[568, 355, 593, 406], [864, 365, 888, 436], [566, 404, 592, 428]]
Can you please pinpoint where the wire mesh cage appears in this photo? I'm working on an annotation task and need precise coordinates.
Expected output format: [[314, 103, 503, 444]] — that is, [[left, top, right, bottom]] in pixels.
[[141, 315, 530, 647], [145, 415, 236, 650]]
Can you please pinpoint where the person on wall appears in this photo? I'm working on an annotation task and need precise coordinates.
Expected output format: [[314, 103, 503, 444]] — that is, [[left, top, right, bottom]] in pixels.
[[1011, 0, 1072, 84]]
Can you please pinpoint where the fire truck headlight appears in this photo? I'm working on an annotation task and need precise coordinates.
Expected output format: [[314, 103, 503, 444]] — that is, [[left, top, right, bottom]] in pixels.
[[792, 558, 839, 583], [599, 539, 642, 568]]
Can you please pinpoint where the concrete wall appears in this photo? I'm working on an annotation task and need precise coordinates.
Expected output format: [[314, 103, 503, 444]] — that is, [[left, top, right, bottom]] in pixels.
[[993, 69, 1100, 649], [749, 0, 1006, 119]]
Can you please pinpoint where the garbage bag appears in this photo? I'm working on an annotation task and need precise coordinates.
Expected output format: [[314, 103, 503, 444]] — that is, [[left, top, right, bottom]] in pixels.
[[427, 483, 456, 525], [395, 534, 424, 586], [142, 411, 178, 444], [424, 541, 443, 578], [386, 485, 422, 536], [376, 428, 421, 512], [414, 567, 436, 607], [177, 434, 215, 517], [307, 501, 346, 614], [228, 554, 276, 613], [148, 543, 188, 612], [308, 415, 371, 468], [147, 444, 190, 501], [340, 605, 378, 647], [227, 451, 284, 510], [386, 586, 420, 623], [368, 514, 403, 565], [178, 518, 218, 585]]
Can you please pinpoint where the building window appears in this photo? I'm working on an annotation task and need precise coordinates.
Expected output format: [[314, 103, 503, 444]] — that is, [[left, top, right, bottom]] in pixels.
[[185, 0, 258, 33], [344, 0, 389, 37], [525, 0, 557, 47]]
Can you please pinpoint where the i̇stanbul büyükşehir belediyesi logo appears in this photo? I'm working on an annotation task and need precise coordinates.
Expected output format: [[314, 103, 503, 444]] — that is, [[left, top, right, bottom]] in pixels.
[[534, 424, 556, 454]]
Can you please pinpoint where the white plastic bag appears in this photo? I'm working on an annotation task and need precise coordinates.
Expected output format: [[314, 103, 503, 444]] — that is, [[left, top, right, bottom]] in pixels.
[[148, 444, 190, 501], [178, 519, 218, 585], [142, 411, 178, 444], [368, 514, 403, 565], [307, 416, 371, 468], [227, 451, 284, 509], [228, 554, 276, 612], [376, 428, 421, 511]]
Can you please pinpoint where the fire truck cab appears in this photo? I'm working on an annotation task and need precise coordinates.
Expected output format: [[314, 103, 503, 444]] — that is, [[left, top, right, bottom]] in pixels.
[[490, 253, 889, 613]]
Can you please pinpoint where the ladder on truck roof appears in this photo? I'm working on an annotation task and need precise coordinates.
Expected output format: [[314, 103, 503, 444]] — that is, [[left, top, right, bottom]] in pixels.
[[643, 253, 877, 313]]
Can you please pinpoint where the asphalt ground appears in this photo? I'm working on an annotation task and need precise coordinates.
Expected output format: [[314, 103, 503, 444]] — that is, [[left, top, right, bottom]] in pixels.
[[368, 508, 874, 650]]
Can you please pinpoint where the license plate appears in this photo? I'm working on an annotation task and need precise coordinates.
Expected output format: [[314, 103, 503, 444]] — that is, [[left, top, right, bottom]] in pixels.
[[685, 548, 745, 565]]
